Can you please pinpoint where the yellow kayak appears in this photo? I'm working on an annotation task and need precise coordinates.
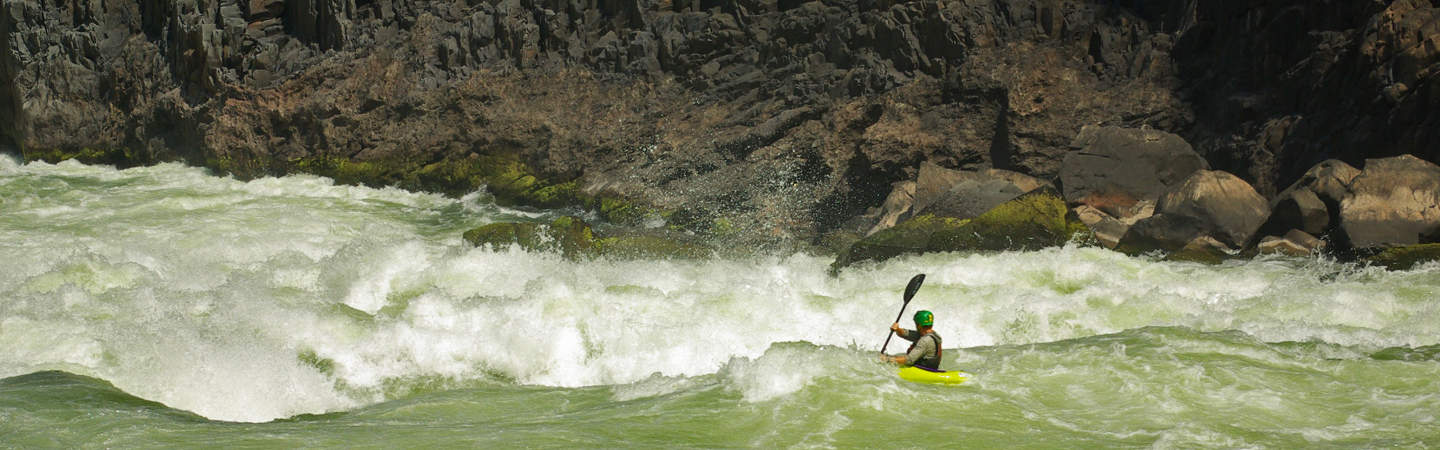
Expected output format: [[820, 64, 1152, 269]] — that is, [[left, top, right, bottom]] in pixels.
[[898, 366, 970, 385]]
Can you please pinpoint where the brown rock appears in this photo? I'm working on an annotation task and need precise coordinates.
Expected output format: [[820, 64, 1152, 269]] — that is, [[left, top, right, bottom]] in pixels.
[[1257, 230, 1324, 257], [1270, 187, 1330, 236], [1060, 126, 1209, 219], [867, 180, 916, 236], [1073, 205, 1126, 249], [1339, 154, 1440, 248], [903, 161, 1049, 223], [1155, 170, 1270, 249], [1253, 159, 1360, 249], [1169, 235, 1233, 264]]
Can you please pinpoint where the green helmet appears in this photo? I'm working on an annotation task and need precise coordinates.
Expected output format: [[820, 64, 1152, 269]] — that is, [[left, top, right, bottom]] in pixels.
[[913, 310, 934, 327]]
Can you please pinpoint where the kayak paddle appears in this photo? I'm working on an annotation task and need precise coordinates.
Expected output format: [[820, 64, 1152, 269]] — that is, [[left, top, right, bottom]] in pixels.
[[881, 273, 926, 355]]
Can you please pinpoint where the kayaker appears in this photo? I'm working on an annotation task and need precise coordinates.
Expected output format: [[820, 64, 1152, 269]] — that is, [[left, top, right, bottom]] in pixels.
[[885, 310, 942, 370]]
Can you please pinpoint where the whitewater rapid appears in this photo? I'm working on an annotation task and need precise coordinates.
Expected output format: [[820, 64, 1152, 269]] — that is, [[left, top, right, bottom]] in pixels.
[[2, 157, 1437, 423]]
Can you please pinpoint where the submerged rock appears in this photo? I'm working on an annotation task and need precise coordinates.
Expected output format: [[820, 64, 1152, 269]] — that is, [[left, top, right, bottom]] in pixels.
[[463, 215, 713, 260], [463, 216, 596, 258], [1364, 243, 1440, 271]]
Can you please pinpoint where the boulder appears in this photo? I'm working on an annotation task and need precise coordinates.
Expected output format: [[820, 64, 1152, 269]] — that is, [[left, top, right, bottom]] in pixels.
[[1269, 187, 1330, 236], [1297, 159, 1363, 205], [1168, 236, 1233, 264], [866, 180, 916, 236], [463, 216, 596, 258], [1073, 201, 1155, 249], [1339, 155, 1440, 249], [912, 162, 1049, 220], [833, 187, 1091, 271], [1116, 170, 1269, 255], [1156, 170, 1270, 248], [1073, 205, 1128, 249], [925, 178, 1028, 221], [868, 162, 1048, 235], [1256, 159, 1360, 240], [925, 187, 1091, 253], [1115, 213, 1207, 255], [1256, 230, 1325, 257], [1060, 126, 1209, 219], [834, 215, 964, 270]]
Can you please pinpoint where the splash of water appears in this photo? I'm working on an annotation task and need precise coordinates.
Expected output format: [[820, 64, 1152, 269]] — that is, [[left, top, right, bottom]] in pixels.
[[2, 160, 1438, 424]]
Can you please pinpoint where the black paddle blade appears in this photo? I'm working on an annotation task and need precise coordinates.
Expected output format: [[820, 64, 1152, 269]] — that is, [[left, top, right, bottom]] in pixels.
[[903, 274, 926, 302]]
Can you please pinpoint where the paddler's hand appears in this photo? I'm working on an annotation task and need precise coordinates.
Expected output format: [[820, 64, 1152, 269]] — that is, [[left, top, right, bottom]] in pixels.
[[890, 322, 903, 334]]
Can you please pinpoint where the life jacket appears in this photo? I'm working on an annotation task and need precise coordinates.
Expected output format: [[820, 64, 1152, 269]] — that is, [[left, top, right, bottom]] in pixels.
[[906, 331, 942, 371]]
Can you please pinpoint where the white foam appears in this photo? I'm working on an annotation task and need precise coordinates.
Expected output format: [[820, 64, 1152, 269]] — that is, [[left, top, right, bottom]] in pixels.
[[5, 161, 1440, 424]]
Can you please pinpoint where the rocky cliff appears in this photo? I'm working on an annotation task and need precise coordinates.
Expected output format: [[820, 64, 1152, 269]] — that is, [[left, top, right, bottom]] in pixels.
[[3, 0, 1437, 253]]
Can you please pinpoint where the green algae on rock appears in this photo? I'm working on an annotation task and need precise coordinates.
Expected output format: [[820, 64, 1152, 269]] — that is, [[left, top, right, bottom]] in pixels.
[[1365, 243, 1440, 271], [833, 188, 1092, 271], [22, 147, 151, 168], [463, 216, 595, 258], [927, 188, 1092, 253], [463, 215, 713, 260]]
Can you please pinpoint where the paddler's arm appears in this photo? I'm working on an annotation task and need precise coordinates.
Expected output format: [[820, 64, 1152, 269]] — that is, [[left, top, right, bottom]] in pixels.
[[890, 323, 919, 341], [885, 323, 913, 365]]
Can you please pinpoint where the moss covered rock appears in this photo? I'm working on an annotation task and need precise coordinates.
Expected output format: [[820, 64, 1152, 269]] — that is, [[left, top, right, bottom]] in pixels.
[[832, 188, 1093, 271], [1365, 243, 1440, 270], [463, 216, 714, 260], [463, 216, 595, 258], [831, 214, 966, 270], [927, 188, 1091, 252]]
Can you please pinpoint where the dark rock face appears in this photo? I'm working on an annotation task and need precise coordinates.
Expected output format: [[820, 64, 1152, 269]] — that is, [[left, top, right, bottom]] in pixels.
[[3, 0, 1439, 255], [1339, 155, 1440, 248], [1060, 126, 1208, 219], [1174, 0, 1440, 196]]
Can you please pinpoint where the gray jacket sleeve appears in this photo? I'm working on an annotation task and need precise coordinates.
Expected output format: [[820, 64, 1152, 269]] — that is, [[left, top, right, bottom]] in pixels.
[[898, 329, 921, 342]]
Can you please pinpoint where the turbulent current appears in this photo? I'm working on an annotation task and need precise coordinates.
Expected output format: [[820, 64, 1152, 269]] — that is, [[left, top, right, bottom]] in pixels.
[[2, 157, 1438, 447]]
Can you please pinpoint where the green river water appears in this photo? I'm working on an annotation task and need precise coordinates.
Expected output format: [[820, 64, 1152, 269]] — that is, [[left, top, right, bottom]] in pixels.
[[2, 157, 1438, 448]]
